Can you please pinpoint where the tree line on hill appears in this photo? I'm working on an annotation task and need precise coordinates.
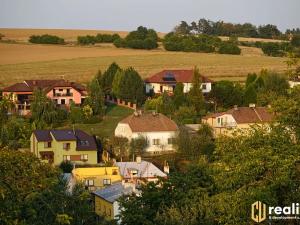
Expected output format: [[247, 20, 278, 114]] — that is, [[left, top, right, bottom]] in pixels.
[[173, 18, 300, 40], [113, 26, 159, 50], [163, 33, 241, 55], [29, 34, 65, 44], [77, 33, 121, 45]]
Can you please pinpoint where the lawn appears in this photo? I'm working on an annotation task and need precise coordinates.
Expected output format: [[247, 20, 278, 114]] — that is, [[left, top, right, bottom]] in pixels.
[[60, 104, 133, 138]]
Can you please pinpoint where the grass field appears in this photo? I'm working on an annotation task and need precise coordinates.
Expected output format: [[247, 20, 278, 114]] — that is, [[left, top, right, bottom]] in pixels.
[[0, 42, 287, 87], [60, 104, 133, 138], [0, 28, 289, 88]]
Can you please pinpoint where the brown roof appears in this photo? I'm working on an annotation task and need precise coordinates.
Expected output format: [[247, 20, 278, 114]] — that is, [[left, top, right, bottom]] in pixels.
[[204, 107, 274, 124], [145, 69, 213, 84], [120, 113, 179, 132], [3, 79, 87, 95]]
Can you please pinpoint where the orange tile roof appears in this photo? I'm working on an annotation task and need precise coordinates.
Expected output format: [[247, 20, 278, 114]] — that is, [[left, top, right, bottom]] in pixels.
[[120, 113, 178, 132], [204, 107, 274, 124]]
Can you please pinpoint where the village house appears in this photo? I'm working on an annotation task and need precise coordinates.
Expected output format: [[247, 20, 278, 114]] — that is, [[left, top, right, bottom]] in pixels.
[[30, 129, 99, 166], [114, 112, 179, 154], [116, 156, 168, 186], [289, 76, 300, 88], [71, 167, 122, 191], [2, 79, 87, 115], [145, 69, 213, 94], [93, 182, 139, 222], [202, 105, 274, 136]]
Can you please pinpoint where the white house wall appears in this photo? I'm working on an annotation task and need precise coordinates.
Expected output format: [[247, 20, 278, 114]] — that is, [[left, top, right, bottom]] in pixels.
[[146, 82, 212, 94]]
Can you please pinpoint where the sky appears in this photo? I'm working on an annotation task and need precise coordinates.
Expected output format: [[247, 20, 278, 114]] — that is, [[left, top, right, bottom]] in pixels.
[[1, 0, 300, 32]]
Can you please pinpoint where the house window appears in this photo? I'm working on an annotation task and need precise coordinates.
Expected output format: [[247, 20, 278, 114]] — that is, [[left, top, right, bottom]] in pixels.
[[81, 154, 88, 161], [61, 99, 66, 105], [112, 169, 118, 175], [63, 143, 71, 150], [85, 179, 94, 187], [202, 84, 207, 90], [217, 118, 223, 125], [59, 89, 63, 92], [130, 169, 138, 176], [44, 141, 52, 148], [103, 179, 111, 186], [152, 139, 160, 145], [63, 155, 71, 161], [168, 138, 175, 145]]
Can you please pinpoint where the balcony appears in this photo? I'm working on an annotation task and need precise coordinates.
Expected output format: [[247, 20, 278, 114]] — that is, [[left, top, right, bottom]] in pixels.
[[53, 93, 73, 97], [216, 122, 237, 128]]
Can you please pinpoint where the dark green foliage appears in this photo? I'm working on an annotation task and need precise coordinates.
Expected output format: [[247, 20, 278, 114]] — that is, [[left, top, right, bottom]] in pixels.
[[158, 92, 175, 116], [163, 33, 218, 53], [173, 83, 186, 109], [258, 24, 281, 39], [31, 89, 58, 128], [69, 103, 84, 124], [118, 67, 145, 105], [187, 67, 205, 115], [113, 26, 158, 50], [176, 124, 215, 159], [59, 161, 73, 173], [218, 42, 241, 55], [29, 34, 65, 44], [291, 35, 300, 47], [84, 77, 105, 116], [101, 62, 121, 93], [174, 106, 197, 124], [77, 33, 120, 45], [261, 42, 285, 57], [209, 80, 243, 109], [130, 136, 148, 156], [243, 83, 257, 105]]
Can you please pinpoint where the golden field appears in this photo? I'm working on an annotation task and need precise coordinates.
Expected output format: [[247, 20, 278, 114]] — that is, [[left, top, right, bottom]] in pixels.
[[0, 28, 288, 88], [0, 28, 166, 42]]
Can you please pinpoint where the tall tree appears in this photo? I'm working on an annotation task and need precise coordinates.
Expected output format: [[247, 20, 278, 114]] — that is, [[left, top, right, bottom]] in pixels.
[[187, 67, 205, 115], [31, 89, 58, 128], [119, 67, 145, 105], [101, 62, 121, 93], [85, 77, 105, 116], [173, 83, 186, 109]]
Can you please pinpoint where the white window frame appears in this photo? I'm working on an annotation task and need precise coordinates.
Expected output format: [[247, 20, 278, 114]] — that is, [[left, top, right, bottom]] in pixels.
[[63, 143, 70, 150], [103, 179, 111, 185], [63, 155, 71, 161], [81, 154, 88, 161], [152, 139, 160, 145], [85, 179, 94, 187]]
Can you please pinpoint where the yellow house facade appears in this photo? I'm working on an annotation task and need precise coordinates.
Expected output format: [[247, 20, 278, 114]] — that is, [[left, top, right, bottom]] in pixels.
[[72, 167, 122, 191], [30, 129, 98, 166]]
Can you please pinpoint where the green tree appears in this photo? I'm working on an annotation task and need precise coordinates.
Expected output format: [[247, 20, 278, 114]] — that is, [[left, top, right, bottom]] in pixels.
[[85, 77, 105, 116], [118, 67, 145, 105], [158, 92, 175, 116], [173, 83, 186, 109], [111, 69, 124, 98], [243, 83, 257, 105], [102, 62, 121, 93], [130, 136, 148, 157], [187, 67, 205, 115], [31, 89, 58, 128]]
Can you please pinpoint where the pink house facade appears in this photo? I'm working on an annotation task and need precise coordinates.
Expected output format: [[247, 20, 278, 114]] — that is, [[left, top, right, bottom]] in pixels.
[[2, 79, 87, 115]]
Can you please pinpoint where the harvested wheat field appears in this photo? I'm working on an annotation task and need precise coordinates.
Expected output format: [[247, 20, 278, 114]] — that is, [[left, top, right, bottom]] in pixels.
[[0, 28, 166, 42], [0, 41, 286, 88]]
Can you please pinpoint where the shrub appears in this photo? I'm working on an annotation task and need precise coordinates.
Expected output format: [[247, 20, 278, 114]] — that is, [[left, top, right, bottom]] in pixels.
[[261, 42, 285, 57], [218, 42, 241, 55], [29, 34, 65, 44], [59, 161, 73, 173]]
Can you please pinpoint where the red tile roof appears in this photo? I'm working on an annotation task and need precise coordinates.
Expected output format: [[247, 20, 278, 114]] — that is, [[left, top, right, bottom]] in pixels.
[[3, 79, 87, 95], [203, 107, 274, 124], [145, 69, 213, 84], [120, 113, 179, 132]]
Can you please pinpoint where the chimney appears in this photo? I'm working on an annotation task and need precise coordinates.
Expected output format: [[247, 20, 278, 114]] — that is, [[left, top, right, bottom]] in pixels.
[[234, 105, 238, 110], [163, 161, 169, 174], [136, 156, 142, 164], [249, 103, 256, 108]]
